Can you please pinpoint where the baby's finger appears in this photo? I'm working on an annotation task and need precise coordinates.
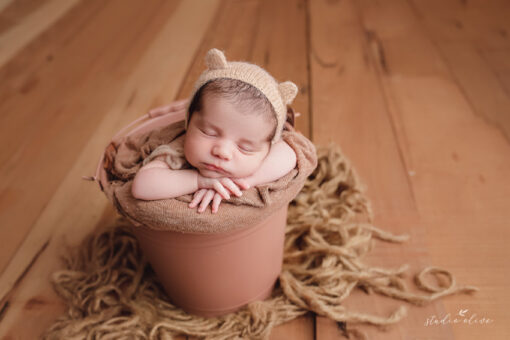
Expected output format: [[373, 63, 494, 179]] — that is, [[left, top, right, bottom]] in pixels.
[[232, 178, 250, 190], [148, 105, 172, 117], [172, 99, 189, 111], [189, 189, 207, 208], [198, 190, 215, 213], [213, 182, 231, 200], [221, 178, 242, 197], [211, 193, 222, 214]]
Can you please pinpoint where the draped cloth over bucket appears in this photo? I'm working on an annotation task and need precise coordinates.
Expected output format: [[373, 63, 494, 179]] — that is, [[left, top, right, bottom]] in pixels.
[[100, 119, 317, 233]]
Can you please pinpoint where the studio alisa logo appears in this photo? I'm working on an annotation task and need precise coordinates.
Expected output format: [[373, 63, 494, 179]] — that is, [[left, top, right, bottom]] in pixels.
[[424, 308, 494, 327]]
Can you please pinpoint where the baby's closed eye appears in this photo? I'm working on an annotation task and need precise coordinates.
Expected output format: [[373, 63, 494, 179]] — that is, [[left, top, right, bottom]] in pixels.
[[238, 144, 253, 152], [237, 143, 259, 153], [199, 127, 218, 137]]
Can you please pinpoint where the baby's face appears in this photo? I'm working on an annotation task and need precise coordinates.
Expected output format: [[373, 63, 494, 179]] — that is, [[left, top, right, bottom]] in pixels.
[[184, 94, 274, 179]]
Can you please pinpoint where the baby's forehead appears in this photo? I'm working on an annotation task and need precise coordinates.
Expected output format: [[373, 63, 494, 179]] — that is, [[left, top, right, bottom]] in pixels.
[[194, 108, 274, 143]]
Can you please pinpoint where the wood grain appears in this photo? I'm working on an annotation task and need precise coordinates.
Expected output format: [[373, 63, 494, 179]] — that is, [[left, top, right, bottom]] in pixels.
[[1, 0, 509, 339], [0, 1, 220, 338], [0, 0, 80, 68], [309, 0, 453, 338]]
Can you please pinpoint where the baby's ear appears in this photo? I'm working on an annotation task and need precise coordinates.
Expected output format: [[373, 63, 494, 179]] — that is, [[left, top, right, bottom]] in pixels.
[[205, 48, 228, 70], [278, 81, 298, 105]]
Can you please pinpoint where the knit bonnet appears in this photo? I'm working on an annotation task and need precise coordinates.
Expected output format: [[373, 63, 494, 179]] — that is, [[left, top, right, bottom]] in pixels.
[[185, 48, 298, 144]]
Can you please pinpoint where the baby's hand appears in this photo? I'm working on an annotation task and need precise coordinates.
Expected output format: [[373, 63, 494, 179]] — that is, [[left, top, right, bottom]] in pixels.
[[148, 99, 188, 117], [196, 174, 247, 200], [189, 189, 223, 213], [191, 176, 251, 213]]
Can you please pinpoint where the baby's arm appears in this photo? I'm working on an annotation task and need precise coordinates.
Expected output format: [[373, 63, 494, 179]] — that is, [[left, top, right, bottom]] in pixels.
[[131, 161, 199, 200], [132, 158, 243, 201], [242, 139, 297, 187]]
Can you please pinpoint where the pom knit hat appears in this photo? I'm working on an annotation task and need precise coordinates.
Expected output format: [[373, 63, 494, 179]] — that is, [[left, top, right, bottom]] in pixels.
[[185, 48, 298, 144]]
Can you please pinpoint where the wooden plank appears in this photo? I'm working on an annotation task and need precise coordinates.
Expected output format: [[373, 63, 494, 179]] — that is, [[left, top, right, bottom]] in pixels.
[[0, 0, 127, 275], [0, 0, 46, 35], [309, 0, 460, 338], [386, 2, 510, 339], [0, 0, 178, 276], [402, 0, 510, 106], [409, 0, 510, 140], [482, 49, 510, 74], [176, 0, 313, 338], [409, 0, 510, 50], [312, 0, 508, 339], [0, 0, 16, 14], [270, 312, 315, 340], [434, 42, 510, 146], [0, 1, 220, 338], [482, 49, 510, 95], [0, 0, 80, 68]]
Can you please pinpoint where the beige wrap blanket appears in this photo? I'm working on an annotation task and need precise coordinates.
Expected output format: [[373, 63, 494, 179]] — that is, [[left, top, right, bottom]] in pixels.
[[101, 120, 317, 233]]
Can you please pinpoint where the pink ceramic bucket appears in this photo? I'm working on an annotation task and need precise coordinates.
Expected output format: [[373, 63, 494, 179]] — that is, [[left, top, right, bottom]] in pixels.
[[133, 206, 287, 316], [92, 100, 287, 317]]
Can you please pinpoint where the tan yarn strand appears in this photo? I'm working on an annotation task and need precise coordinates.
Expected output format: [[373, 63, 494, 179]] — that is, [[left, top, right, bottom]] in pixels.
[[44, 145, 478, 339]]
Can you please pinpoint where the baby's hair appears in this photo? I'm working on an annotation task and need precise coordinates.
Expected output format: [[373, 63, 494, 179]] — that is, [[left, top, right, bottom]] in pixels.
[[188, 78, 277, 140]]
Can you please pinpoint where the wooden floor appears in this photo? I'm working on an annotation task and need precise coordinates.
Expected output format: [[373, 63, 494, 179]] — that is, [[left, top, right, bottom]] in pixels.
[[0, 0, 509, 339]]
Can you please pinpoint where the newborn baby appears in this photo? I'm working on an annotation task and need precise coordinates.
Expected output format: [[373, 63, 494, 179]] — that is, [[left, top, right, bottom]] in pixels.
[[131, 49, 298, 214]]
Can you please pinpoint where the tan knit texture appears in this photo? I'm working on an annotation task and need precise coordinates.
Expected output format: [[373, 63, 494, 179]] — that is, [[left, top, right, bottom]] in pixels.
[[186, 49, 298, 143]]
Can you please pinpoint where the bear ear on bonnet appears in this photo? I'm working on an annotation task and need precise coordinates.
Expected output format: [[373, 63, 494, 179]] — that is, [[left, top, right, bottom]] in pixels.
[[204, 48, 298, 107], [205, 48, 228, 70], [278, 81, 298, 105]]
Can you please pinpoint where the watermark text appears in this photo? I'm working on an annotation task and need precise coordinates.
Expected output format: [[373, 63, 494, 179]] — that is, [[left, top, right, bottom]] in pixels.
[[424, 309, 494, 327]]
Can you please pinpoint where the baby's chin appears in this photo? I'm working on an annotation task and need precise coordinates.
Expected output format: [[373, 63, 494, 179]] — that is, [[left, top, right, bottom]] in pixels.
[[198, 168, 225, 178]]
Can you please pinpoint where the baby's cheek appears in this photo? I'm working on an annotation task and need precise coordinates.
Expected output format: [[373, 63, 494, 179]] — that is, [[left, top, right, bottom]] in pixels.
[[183, 137, 200, 165], [241, 156, 266, 177]]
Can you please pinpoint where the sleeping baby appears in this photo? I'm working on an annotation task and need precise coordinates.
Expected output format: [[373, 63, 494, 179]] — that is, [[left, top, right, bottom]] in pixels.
[[131, 48, 299, 214]]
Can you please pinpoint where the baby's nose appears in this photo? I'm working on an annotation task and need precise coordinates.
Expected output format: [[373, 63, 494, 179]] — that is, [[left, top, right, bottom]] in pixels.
[[212, 144, 232, 161]]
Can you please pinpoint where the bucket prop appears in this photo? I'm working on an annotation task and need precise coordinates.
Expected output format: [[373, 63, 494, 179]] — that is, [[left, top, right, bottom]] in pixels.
[[89, 100, 299, 316]]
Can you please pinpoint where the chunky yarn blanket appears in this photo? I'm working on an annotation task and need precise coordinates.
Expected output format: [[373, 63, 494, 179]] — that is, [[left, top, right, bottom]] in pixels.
[[44, 145, 479, 340]]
